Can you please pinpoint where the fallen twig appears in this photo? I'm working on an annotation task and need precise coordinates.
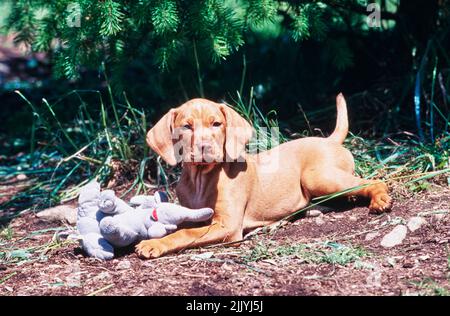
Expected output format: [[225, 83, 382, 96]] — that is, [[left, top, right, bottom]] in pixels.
[[0, 272, 17, 285], [87, 283, 114, 296]]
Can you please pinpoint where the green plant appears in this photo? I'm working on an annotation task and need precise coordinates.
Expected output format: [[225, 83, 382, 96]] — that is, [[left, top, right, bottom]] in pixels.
[[243, 240, 368, 266], [0, 227, 77, 265], [412, 278, 450, 296], [318, 242, 368, 265], [5, 0, 375, 87], [0, 226, 14, 241], [243, 241, 273, 262], [1, 80, 290, 221], [0, 79, 163, 220], [230, 88, 288, 152]]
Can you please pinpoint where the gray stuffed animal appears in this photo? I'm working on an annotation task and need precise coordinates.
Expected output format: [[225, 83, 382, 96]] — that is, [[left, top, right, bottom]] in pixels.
[[77, 181, 115, 260], [99, 193, 214, 248], [76, 181, 214, 260]]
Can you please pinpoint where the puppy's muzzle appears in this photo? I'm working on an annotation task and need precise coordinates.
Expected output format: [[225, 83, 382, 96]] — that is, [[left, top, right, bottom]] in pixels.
[[192, 142, 218, 163]]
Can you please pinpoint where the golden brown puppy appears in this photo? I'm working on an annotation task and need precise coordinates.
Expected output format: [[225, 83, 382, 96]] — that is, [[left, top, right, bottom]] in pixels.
[[136, 94, 392, 258]]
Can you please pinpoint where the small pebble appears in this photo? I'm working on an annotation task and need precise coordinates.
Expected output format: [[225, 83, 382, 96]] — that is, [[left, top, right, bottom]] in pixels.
[[16, 174, 27, 181], [315, 215, 325, 226], [305, 209, 322, 218], [407, 217, 427, 232], [380, 225, 407, 248], [36, 205, 77, 225], [116, 260, 131, 270]]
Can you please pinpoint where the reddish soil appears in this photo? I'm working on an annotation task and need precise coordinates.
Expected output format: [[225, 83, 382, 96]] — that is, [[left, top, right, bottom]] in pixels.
[[0, 185, 449, 296]]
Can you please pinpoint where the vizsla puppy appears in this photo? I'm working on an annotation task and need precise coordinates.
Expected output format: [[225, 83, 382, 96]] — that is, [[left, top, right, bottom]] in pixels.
[[136, 93, 392, 258]]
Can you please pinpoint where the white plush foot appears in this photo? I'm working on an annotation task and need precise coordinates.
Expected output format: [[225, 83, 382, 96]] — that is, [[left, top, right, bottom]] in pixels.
[[81, 233, 114, 260]]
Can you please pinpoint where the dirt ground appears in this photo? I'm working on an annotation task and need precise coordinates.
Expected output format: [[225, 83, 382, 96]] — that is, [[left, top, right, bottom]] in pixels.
[[0, 185, 449, 296]]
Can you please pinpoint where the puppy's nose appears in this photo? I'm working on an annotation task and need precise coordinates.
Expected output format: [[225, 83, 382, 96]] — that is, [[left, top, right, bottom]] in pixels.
[[197, 143, 213, 153]]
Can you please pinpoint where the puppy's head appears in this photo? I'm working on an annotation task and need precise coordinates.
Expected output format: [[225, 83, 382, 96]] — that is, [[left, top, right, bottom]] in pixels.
[[146, 98, 253, 166]]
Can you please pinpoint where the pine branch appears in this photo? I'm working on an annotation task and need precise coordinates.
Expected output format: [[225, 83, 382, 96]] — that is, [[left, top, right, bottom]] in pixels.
[[99, 0, 124, 36], [151, 0, 180, 35]]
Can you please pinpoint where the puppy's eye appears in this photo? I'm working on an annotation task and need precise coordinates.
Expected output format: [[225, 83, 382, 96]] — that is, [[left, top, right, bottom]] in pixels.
[[183, 124, 192, 130], [212, 122, 222, 127]]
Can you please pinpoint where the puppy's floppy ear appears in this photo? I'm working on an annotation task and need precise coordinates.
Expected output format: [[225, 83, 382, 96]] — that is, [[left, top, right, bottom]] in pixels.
[[146, 109, 179, 166], [220, 103, 253, 161]]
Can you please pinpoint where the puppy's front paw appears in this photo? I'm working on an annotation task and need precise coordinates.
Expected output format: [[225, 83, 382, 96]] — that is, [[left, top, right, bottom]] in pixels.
[[135, 240, 166, 259], [369, 193, 393, 214]]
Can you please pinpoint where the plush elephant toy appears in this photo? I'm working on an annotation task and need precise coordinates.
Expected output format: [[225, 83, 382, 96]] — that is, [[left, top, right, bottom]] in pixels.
[[99, 194, 214, 248], [77, 181, 115, 260], [76, 181, 214, 260]]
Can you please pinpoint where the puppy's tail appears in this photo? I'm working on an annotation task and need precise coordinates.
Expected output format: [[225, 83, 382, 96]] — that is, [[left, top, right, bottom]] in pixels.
[[328, 93, 349, 144]]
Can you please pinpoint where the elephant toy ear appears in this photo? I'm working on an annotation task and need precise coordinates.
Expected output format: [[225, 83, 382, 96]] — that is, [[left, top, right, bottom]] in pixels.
[[130, 191, 168, 209], [130, 195, 156, 208], [154, 191, 169, 204]]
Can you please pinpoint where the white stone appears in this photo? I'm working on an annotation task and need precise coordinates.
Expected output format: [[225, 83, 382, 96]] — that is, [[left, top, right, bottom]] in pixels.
[[380, 225, 407, 248], [190, 252, 214, 261], [116, 260, 131, 270], [305, 209, 322, 218], [386, 257, 397, 267], [419, 255, 430, 261], [315, 215, 325, 225], [16, 174, 27, 181], [407, 217, 427, 232], [36, 205, 77, 225]]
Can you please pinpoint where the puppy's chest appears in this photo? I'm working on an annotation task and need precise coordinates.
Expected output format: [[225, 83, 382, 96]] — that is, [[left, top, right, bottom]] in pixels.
[[176, 180, 216, 209], [176, 175, 235, 210]]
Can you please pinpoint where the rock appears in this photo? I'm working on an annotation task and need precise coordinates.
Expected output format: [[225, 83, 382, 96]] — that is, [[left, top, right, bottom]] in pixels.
[[419, 255, 430, 261], [190, 252, 214, 261], [116, 260, 131, 270], [384, 257, 396, 267], [315, 215, 325, 226], [407, 217, 427, 232], [36, 205, 77, 225], [16, 174, 27, 181], [305, 209, 322, 218], [365, 231, 380, 241], [380, 225, 407, 248]]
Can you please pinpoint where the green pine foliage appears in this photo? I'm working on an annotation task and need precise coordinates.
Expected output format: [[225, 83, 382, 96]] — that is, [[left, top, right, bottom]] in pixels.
[[151, 0, 180, 35], [99, 0, 124, 36], [247, 0, 278, 26], [6, 0, 361, 82]]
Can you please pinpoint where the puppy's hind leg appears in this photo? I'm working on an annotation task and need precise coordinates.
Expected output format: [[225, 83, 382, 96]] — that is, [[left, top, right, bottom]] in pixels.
[[303, 169, 392, 214]]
